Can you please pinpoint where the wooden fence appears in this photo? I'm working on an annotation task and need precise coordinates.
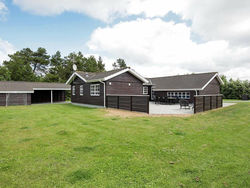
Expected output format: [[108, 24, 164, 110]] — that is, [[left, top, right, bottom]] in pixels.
[[106, 95, 149, 113], [194, 95, 223, 113]]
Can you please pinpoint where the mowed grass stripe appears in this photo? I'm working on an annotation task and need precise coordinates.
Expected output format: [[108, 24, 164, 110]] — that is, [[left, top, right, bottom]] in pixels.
[[0, 103, 249, 187]]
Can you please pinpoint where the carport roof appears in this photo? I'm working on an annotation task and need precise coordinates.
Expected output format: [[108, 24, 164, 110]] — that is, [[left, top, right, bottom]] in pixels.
[[0, 81, 70, 93]]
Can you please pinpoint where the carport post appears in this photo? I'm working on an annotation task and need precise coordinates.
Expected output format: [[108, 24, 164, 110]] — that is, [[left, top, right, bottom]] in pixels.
[[51, 90, 53, 103]]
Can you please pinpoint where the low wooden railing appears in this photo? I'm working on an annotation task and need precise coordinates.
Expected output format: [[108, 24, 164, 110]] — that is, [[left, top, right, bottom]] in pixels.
[[106, 95, 149, 113], [194, 94, 223, 113]]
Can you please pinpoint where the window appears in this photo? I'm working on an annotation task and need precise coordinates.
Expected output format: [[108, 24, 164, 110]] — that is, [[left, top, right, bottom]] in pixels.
[[143, 86, 148, 95], [80, 85, 83, 96], [72, 85, 75, 95], [90, 84, 100, 96], [167, 92, 190, 99]]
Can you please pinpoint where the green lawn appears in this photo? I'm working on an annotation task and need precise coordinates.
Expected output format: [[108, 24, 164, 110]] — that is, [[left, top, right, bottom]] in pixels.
[[0, 103, 249, 187], [223, 99, 249, 103]]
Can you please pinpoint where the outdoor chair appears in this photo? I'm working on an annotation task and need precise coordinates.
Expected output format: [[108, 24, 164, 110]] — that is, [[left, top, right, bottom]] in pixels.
[[179, 99, 191, 109]]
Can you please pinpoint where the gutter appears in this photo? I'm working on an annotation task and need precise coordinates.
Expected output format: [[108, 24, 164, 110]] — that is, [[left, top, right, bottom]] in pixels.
[[99, 80, 106, 107]]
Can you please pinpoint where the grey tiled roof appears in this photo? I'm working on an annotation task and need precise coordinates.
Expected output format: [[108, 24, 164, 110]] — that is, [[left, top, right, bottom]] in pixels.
[[0, 81, 70, 92], [76, 68, 127, 81], [149, 72, 218, 90]]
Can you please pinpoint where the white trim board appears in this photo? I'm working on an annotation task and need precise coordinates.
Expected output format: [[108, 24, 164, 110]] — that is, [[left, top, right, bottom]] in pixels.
[[66, 68, 150, 85], [0, 91, 34, 93], [66, 72, 87, 85], [33, 88, 71, 90]]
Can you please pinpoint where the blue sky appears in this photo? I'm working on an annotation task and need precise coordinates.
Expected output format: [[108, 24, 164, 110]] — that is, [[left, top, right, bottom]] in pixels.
[[0, 0, 250, 80], [0, 1, 106, 55]]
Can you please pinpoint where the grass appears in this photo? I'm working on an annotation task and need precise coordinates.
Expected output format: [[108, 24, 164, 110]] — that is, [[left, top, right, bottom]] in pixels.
[[223, 99, 249, 103], [0, 103, 249, 187]]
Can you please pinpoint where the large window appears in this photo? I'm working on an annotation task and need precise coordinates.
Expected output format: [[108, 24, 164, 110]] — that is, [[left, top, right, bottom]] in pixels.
[[143, 86, 148, 95], [80, 85, 83, 96], [72, 85, 75, 95], [90, 84, 100, 96], [167, 92, 190, 99]]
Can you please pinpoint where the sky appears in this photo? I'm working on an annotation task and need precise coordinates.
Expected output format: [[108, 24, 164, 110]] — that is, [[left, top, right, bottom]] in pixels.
[[0, 0, 250, 80]]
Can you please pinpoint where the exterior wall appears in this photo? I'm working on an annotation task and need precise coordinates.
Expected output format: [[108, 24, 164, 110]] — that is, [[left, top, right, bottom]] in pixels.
[[199, 77, 220, 95], [106, 72, 144, 95], [153, 90, 196, 103], [0, 94, 6, 106], [0, 93, 31, 106], [71, 77, 104, 106]]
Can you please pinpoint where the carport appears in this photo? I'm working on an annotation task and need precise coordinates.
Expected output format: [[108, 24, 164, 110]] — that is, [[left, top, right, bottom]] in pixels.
[[0, 81, 70, 106]]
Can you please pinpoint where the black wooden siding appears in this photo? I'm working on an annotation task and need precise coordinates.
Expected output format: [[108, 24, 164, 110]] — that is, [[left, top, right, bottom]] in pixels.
[[106, 95, 149, 113], [71, 77, 104, 106], [106, 72, 144, 95], [0, 94, 6, 106], [194, 95, 223, 113], [71, 72, 146, 107], [0, 93, 31, 106]]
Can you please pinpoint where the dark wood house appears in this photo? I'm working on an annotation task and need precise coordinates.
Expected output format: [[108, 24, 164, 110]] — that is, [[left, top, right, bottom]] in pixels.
[[148, 72, 224, 103], [0, 81, 70, 106], [66, 68, 150, 108]]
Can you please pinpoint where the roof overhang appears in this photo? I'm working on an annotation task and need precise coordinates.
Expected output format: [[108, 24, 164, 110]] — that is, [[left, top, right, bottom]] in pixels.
[[201, 73, 224, 90], [0, 91, 34, 94], [33, 88, 71, 91], [66, 72, 87, 85], [66, 68, 150, 84], [153, 88, 202, 91]]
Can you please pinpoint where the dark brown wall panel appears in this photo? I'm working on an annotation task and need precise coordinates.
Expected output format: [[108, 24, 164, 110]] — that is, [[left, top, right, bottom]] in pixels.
[[106, 72, 144, 95], [194, 95, 223, 113], [71, 78, 104, 106], [199, 77, 220, 95], [106, 96, 118, 108], [8, 93, 27, 106], [0, 94, 6, 106], [119, 96, 131, 111], [106, 95, 149, 113]]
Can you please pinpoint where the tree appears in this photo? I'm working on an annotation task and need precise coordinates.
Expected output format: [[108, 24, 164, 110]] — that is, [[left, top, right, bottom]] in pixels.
[[97, 56, 105, 72], [112, 58, 127, 69], [3, 49, 36, 81], [220, 75, 250, 99], [0, 66, 11, 81], [44, 51, 64, 82], [31, 47, 50, 74]]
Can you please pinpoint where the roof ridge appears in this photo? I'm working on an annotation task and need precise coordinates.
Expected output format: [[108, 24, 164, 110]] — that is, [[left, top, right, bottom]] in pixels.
[[76, 67, 127, 74], [149, 72, 218, 79]]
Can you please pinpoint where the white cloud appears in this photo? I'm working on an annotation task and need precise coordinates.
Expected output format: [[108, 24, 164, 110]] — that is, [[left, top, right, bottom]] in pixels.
[[0, 1, 8, 20], [13, 0, 130, 22], [12, 0, 250, 79], [12, 0, 250, 45], [0, 38, 15, 64], [87, 18, 250, 80]]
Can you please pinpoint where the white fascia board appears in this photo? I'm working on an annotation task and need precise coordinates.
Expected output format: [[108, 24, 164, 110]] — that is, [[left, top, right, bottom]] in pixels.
[[103, 68, 149, 83], [33, 88, 71, 91], [103, 68, 129, 81], [153, 88, 202, 91], [128, 69, 149, 83], [66, 72, 87, 84], [0, 91, 34, 93], [201, 73, 224, 90]]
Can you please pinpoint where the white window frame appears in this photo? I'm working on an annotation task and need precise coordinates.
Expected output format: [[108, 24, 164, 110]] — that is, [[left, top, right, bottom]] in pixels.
[[72, 85, 75, 96], [80, 85, 83, 96], [90, 84, 100, 96], [143, 86, 148, 95]]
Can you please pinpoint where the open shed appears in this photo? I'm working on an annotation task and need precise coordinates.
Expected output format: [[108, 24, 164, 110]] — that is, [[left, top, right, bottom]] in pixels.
[[0, 81, 70, 106]]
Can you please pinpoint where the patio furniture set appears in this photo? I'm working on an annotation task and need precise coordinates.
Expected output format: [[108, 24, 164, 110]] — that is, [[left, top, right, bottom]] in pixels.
[[154, 96, 192, 109]]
